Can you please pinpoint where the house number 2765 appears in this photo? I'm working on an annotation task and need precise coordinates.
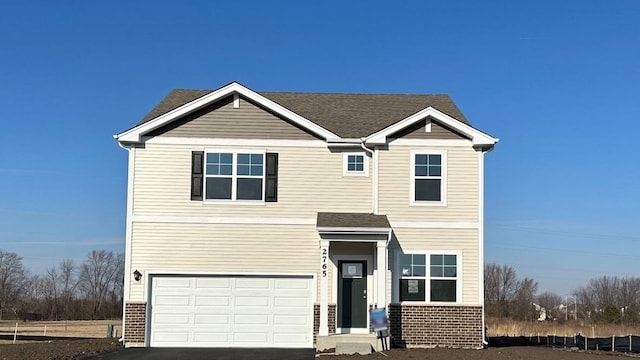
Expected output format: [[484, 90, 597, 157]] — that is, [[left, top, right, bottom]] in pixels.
[[321, 248, 328, 277]]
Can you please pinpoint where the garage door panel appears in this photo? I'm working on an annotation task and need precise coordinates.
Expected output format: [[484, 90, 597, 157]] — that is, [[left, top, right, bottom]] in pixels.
[[195, 296, 230, 306], [155, 277, 192, 288], [274, 296, 309, 308], [235, 278, 270, 289], [274, 279, 311, 290], [234, 314, 269, 325], [273, 314, 309, 325], [233, 332, 269, 344], [195, 278, 232, 288], [155, 295, 191, 306], [153, 313, 191, 325], [195, 314, 230, 325], [153, 331, 190, 343], [150, 275, 312, 348], [193, 332, 229, 344], [235, 295, 269, 307]]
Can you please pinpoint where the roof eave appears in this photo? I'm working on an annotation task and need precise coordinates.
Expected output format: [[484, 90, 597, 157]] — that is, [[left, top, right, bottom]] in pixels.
[[115, 82, 340, 144], [317, 226, 392, 235], [365, 107, 498, 148]]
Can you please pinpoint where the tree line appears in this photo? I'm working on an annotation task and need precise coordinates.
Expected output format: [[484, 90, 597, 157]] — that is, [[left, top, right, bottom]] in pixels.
[[0, 249, 123, 321], [485, 262, 640, 325]]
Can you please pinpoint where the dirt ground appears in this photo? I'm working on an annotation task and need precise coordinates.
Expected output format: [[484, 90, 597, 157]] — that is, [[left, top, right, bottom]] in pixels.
[[1, 340, 638, 360], [0, 338, 120, 360]]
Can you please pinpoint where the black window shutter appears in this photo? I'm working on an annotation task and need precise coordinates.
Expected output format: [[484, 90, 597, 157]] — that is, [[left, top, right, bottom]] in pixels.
[[265, 153, 278, 202], [191, 151, 204, 201]]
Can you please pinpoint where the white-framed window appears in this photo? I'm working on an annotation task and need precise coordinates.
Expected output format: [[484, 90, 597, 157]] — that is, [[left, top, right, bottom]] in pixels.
[[397, 251, 459, 303], [204, 150, 265, 201], [410, 150, 446, 205], [343, 152, 368, 176]]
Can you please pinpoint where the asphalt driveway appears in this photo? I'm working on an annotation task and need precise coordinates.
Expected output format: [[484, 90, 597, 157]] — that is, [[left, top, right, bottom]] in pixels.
[[87, 347, 316, 360]]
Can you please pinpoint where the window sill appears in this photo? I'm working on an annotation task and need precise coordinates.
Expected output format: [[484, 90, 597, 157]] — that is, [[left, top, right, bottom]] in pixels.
[[409, 200, 447, 207], [202, 200, 266, 206], [342, 172, 369, 177]]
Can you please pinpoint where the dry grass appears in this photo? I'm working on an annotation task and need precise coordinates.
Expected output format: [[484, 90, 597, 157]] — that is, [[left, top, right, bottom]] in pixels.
[[0, 320, 121, 338], [487, 318, 640, 337]]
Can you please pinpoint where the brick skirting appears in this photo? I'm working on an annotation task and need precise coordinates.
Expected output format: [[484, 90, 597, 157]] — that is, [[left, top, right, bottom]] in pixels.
[[313, 303, 336, 342], [124, 302, 147, 345], [388, 304, 483, 348]]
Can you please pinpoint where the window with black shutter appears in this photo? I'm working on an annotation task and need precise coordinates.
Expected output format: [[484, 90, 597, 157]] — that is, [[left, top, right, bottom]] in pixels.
[[265, 153, 278, 202], [191, 151, 204, 201]]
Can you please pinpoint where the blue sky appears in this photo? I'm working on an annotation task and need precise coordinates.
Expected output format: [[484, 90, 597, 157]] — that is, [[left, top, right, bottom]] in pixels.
[[1, 1, 638, 295]]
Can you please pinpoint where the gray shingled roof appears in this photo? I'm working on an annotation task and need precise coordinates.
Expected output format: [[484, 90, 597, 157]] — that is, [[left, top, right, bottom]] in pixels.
[[138, 88, 469, 138], [316, 212, 391, 229]]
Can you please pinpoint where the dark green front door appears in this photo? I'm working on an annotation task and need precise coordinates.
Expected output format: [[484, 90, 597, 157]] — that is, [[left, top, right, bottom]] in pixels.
[[338, 261, 367, 329]]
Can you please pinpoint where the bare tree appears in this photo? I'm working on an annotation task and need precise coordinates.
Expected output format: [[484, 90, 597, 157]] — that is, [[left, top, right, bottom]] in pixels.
[[484, 263, 519, 317], [512, 277, 538, 321], [574, 276, 640, 325], [58, 259, 77, 320], [537, 291, 562, 320], [618, 277, 640, 324], [0, 250, 28, 320], [78, 250, 121, 319]]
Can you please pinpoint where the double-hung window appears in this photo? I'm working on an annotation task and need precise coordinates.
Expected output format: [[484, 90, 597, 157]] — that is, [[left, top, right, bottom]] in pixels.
[[411, 151, 446, 204], [398, 252, 458, 302], [205, 151, 264, 201]]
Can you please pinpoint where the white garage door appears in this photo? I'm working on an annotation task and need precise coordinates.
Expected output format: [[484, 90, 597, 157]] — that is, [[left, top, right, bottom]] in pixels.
[[149, 275, 313, 348]]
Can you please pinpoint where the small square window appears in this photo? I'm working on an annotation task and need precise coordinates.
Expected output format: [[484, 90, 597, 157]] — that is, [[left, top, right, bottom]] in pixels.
[[343, 153, 368, 176]]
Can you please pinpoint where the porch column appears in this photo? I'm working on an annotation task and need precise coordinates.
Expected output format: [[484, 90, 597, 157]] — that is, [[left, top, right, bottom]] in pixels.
[[319, 240, 330, 336], [376, 240, 388, 309]]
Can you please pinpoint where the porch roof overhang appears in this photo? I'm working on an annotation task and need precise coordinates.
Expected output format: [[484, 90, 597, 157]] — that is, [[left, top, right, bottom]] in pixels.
[[316, 212, 392, 237]]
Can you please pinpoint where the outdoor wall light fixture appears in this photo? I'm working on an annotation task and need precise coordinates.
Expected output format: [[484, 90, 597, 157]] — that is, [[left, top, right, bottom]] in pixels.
[[133, 269, 142, 282]]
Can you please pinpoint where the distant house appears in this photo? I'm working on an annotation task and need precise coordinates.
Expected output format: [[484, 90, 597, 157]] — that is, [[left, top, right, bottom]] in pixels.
[[532, 303, 548, 321], [115, 82, 498, 349]]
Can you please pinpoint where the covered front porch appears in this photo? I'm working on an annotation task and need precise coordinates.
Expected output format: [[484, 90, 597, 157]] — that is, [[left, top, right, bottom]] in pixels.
[[315, 212, 391, 350]]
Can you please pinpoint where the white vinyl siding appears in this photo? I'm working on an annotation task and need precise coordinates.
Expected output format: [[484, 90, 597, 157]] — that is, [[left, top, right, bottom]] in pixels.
[[128, 223, 319, 301], [128, 139, 481, 308], [389, 227, 480, 306], [132, 143, 372, 217], [379, 145, 479, 223]]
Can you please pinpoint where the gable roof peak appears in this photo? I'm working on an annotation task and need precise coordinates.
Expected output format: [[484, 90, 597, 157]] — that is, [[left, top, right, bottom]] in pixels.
[[116, 82, 497, 148]]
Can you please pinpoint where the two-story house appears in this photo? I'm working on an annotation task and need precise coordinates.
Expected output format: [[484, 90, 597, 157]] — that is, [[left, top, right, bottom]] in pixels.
[[115, 82, 498, 350]]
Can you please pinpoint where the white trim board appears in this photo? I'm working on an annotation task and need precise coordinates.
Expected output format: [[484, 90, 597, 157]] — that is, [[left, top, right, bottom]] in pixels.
[[116, 82, 338, 144], [132, 216, 479, 228], [144, 137, 330, 148], [391, 221, 479, 229], [366, 107, 499, 147], [131, 215, 316, 225]]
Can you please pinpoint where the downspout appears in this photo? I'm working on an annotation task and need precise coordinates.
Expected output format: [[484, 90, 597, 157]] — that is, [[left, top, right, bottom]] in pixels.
[[116, 141, 134, 344], [477, 145, 490, 347], [359, 139, 377, 214]]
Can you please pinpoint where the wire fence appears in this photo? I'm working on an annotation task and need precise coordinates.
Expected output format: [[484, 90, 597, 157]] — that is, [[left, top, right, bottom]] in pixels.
[[489, 334, 640, 353]]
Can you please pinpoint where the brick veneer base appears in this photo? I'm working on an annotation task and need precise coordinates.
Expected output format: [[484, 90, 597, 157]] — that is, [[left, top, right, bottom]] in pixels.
[[389, 304, 483, 348], [313, 303, 336, 342], [124, 302, 147, 345]]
